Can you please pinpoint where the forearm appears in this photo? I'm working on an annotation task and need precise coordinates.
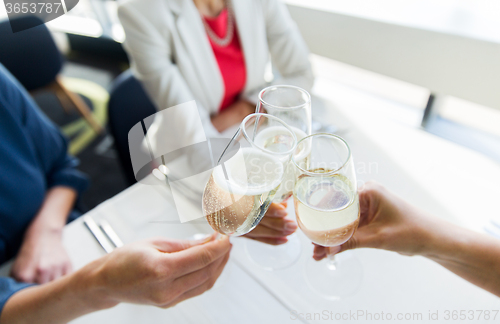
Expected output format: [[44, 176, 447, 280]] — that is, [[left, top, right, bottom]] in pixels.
[[28, 187, 77, 234], [0, 266, 111, 324], [2, 236, 232, 322], [424, 222, 500, 296]]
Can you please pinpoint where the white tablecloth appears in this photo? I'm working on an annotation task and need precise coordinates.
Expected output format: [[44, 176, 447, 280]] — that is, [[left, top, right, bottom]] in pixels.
[[1, 93, 498, 324]]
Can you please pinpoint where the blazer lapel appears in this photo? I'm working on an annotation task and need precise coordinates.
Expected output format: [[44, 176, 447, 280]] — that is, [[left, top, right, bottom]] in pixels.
[[232, 0, 267, 94], [168, 0, 224, 111]]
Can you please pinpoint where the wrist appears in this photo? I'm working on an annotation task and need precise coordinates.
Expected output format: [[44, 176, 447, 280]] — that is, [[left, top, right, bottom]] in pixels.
[[420, 219, 468, 262], [27, 211, 65, 235], [240, 100, 255, 117], [71, 260, 119, 311], [23, 220, 63, 245]]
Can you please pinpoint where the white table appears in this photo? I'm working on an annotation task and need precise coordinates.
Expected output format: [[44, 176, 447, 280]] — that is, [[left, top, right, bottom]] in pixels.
[[226, 94, 500, 324], [60, 182, 304, 324], [2, 94, 499, 324], [70, 96, 498, 323]]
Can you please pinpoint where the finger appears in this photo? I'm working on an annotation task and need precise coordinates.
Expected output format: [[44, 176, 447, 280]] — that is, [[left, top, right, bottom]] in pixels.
[[313, 243, 326, 260], [339, 229, 378, 253], [313, 253, 327, 261], [165, 251, 230, 308], [50, 266, 64, 282], [264, 203, 287, 218], [312, 245, 341, 261], [11, 269, 35, 283], [314, 234, 362, 260], [312, 217, 376, 261], [281, 201, 288, 208], [259, 217, 297, 234], [35, 267, 51, 284], [167, 236, 231, 277], [247, 236, 288, 245], [168, 260, 224, 303], [313, 244, 328, 261], [151, 232, 217, 253], [339, 236, 358, 253], [357, 182, 383, 227], [63, 261, 73, 276], [244, 224, 289, 238], [169, 249, 229, 299]]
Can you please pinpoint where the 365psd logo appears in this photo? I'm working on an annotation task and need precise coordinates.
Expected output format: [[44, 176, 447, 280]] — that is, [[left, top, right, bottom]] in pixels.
[[4, 0, 78, 32]]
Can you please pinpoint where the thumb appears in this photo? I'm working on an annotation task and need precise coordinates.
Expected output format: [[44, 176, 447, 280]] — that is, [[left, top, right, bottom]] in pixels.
[[151, 232, 218, 253], [338, 230, 367, 253]]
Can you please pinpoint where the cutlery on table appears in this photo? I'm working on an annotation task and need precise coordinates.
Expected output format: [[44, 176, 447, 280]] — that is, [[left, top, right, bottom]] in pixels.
[[83, 215, 115, 253], [99, 219, 124, 248]]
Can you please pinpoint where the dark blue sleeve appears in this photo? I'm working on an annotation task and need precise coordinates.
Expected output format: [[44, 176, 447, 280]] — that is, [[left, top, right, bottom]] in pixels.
[[0, 277, 34, 316], [0, 64, 89, 195]]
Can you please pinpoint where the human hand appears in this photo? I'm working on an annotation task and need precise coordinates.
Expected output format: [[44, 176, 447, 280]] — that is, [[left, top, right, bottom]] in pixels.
[[211, 100, 255, 132], [11, 228, 72, 284], [313, 181, 441, 260], [233, 99, 256, 116], [85, 233, 231, 309], [243, 202, 298, 245]]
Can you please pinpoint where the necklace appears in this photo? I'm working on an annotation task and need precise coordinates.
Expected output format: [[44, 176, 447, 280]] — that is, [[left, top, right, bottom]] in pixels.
[[201, 0, 234, 47]]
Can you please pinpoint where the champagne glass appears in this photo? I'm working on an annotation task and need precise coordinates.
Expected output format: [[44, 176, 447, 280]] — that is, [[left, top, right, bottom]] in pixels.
[[246, 85, 312, 270], [292, 133, 363, 300], [202, 113, 297, 236]]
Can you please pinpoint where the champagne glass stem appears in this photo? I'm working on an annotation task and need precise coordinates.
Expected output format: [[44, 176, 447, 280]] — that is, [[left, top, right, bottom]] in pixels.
[[326, 251, 338, 270]]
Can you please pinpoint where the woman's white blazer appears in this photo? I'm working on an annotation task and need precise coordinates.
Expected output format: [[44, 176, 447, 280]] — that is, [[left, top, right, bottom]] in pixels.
[[118, 0, 313, 149]]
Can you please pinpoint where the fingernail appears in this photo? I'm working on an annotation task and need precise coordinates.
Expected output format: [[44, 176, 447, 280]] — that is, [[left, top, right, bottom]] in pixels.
[[284, 222, 297, 232], [274, 209, 287, 217], [192, 233, 214, 244], [193, 233, 211, 240], [277, 237, 288, 244]]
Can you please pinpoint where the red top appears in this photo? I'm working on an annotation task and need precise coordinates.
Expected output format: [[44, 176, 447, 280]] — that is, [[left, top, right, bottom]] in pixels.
[[203, 9, 246, 112]]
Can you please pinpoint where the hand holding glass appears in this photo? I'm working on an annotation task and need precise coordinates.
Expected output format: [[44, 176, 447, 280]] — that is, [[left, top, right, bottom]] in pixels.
[[292, 133, 362, 299], [202, 113, 297, 236]]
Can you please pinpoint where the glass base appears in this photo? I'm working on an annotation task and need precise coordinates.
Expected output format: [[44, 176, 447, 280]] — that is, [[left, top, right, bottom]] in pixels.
[[305, 250, 363, 300], [245, 233, 302, 271]]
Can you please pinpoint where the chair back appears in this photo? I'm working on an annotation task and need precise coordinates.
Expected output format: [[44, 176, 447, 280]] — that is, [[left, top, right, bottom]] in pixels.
[[0, 16, 63, 91], [108, 70, 157, 185]]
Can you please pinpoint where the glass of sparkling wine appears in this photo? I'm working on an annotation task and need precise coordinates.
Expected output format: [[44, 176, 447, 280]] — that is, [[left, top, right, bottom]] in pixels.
[[292, 133, 363, 300], [245, 85, 312, 270], [202, 113, 297, 236], [256, 85, 312, 202]]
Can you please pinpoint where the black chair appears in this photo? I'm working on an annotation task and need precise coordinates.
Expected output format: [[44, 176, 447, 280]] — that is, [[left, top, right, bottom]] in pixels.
[[0, 15, 102, 133], [108, 70, 157, 186]]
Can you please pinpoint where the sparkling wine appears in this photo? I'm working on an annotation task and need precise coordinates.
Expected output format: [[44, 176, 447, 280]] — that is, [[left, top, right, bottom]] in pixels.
[[203, 148, 283, 236], [294, 172, 359, 246], [254, 126, 310, 202]]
